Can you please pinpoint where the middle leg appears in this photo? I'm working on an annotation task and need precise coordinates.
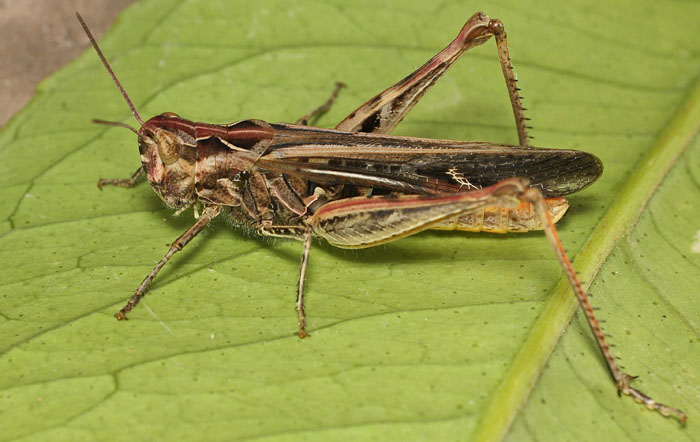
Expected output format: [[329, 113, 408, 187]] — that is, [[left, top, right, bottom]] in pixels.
[[295, 82, 346, 126], [258, 225, 314, 338]]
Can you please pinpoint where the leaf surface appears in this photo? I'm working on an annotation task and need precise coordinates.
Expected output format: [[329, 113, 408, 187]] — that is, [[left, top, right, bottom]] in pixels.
[[0, 0, 698, 440]]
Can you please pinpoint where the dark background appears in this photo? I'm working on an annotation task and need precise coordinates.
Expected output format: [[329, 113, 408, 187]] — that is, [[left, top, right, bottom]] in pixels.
[[0, 0, 135, 127]]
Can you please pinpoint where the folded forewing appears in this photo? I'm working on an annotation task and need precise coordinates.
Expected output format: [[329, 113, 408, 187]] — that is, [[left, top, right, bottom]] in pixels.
[[258, 124, 603, 198]]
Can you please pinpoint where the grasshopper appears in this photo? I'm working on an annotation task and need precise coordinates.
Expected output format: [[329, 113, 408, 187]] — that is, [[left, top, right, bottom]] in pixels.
[[77, 12, 685, 422]]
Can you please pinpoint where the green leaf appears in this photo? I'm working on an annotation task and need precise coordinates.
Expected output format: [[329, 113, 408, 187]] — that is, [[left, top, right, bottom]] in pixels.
[[1, 0, 698, 441]]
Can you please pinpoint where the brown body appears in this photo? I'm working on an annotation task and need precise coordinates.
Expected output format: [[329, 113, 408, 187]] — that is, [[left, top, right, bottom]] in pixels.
[[141, 115, 594, 240], [76, 11, 685, 422]]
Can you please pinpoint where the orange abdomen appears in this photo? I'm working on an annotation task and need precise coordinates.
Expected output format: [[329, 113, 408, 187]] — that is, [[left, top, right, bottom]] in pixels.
[[431, 197, 569, 233]]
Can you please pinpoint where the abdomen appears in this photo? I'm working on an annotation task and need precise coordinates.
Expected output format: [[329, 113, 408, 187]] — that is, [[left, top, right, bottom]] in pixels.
[[430, 197, 568, 233]]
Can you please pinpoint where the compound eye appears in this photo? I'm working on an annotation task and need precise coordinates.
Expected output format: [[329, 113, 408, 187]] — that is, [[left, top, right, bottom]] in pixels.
[[161, 112, 180, 118], [155, 129, 182, 165]]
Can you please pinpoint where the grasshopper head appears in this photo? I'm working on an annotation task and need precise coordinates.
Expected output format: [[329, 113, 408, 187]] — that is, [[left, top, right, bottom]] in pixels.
[[138, 113, 197, 209], [76, 14, 196, 210]]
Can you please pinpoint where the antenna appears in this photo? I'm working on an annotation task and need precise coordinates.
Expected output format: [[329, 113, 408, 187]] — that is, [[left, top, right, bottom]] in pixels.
[[75, 12, 145, 126], [92, 118, 140, 135]]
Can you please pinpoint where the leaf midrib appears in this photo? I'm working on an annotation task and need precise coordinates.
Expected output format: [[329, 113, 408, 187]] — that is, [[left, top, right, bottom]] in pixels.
[[473, 76, 700, 441]]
